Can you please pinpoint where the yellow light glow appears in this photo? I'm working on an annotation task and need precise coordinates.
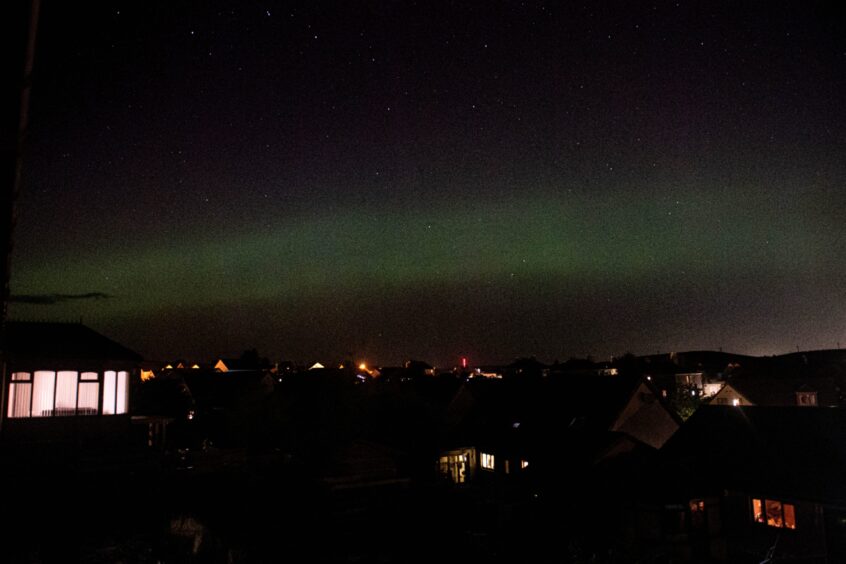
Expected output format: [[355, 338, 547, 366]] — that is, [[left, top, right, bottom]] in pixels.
[[140, 370, 155, 382], [732, 398, 740, 406], [359, 363, 367, 371]]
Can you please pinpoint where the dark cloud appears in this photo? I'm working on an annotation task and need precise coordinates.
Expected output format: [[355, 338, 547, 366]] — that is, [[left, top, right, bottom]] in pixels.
[[9, 292, 113, 305]]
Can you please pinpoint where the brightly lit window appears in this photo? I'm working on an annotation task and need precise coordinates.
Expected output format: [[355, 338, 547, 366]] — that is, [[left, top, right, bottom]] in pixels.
[[481, 452, 495, 471], [32, 370, 56, 417], [520, 459, 529, 469], [9, 370, 90, 417], [7, 372, 32, 418], [438, 452, 470, 484], [55, 371, 79, 415], [103, 371, 116, 415], [7, 369, 127, 418], [78, 372, 100, 415], [783, 503, 796, 529], [752, 498, 796, 529], [102, 370, 129, 415], [116, 371, 128, 414], [752, 498, 764, 523]]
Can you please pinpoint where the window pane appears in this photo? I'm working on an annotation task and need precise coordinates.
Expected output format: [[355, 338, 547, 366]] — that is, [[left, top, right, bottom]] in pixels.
[[11, 372, 31, 381], [455, 455, 466, 483], [783, 504, 796, 529], [80, 371, 98, 381], [116, 371, 129, 414], [55, 371, 78, 415], [78, 383, 99, 415], [752, 499, 764, 523], [32, 371, 56, 417], [7, 383, 31, 418], [690, 500, 705, 529], [103, 371, 116, 415], [765, 500, 783, 528], [438, 456, 448, 476], [481, 452, 494, 470]]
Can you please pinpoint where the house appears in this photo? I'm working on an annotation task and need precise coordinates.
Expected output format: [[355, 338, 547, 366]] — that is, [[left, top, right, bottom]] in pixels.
[[709, 376, 840, 407], [547, 357, 618, 378], [504, 357, 547, 380], [403, 360, 435, 377], [437, 446, 478, 484], [436, 371, 681, 486], [642, 406, 846, 562], [640, 350, 750, 399], [214, 358, 255, 373], [180, 368, 275, 447], [2, 321, 142, 449]]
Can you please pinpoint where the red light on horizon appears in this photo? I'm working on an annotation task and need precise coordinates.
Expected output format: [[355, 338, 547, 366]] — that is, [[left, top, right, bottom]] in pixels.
[[461, 357, 467, 369]]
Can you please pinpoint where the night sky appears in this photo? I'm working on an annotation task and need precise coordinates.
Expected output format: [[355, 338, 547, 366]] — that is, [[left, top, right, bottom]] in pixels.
[[11, 1, 846, 366]]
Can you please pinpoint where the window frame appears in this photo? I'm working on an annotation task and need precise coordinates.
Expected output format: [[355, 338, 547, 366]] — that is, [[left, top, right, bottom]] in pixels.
[[751, 497, 796, 530], [6, 368, 130, 418]]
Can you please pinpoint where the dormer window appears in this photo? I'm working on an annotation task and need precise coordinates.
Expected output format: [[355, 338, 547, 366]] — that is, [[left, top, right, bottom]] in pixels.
[[795, 391, 817, 406]]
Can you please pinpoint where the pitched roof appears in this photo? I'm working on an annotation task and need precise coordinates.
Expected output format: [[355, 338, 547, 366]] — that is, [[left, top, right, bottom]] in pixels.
[[714, 376, 840, 406], [661, 406, 846, 505], [444, 372, 678, 457], [4, 321, 142, 362]]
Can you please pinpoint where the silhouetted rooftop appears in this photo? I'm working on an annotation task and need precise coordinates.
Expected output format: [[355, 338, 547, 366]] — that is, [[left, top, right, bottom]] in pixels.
[[661, 406, 846, 505], [4, 321, 142, 362]]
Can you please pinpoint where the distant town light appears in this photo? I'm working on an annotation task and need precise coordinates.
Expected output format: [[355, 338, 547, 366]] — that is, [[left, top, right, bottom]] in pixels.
[[359, 362, 367, 371], [461, 357, 468, 369], [732, 398, 740, 406]]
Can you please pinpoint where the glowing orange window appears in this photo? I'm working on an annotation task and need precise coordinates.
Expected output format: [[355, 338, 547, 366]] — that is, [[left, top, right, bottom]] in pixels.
[[783, 503, 796, 529], [752, 499, 764, 523]]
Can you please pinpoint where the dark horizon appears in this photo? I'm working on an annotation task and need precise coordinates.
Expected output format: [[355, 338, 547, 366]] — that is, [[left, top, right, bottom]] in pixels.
[[10, 1, 846, 366]]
